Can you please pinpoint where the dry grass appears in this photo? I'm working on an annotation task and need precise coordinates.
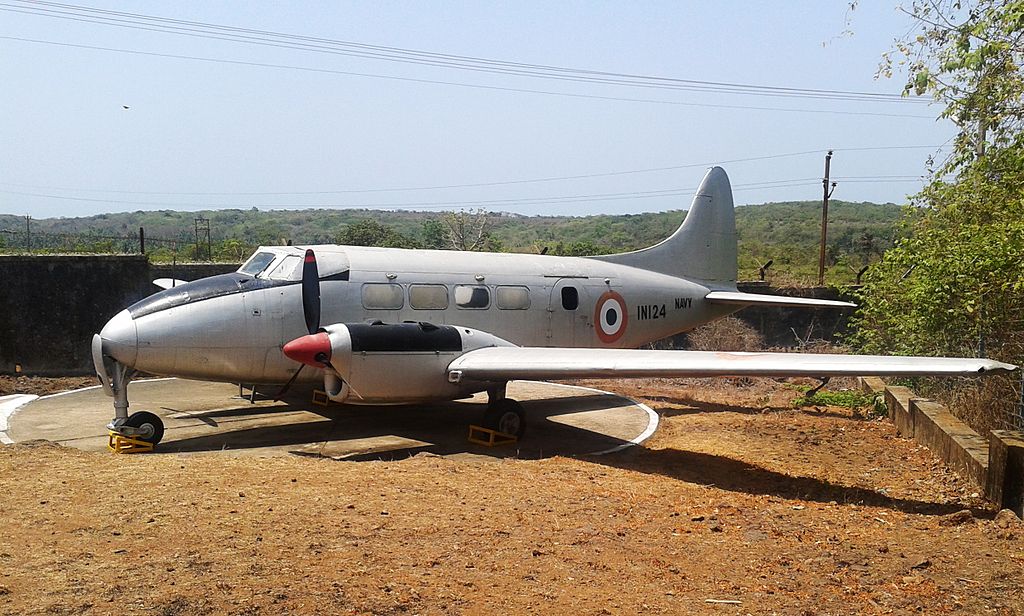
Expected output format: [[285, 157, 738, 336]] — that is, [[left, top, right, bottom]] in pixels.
[[685, 317, 764, 352], [922, 374, 1024, 433]]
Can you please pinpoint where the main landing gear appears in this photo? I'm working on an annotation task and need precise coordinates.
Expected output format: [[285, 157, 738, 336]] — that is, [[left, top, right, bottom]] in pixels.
[[482, 384, 526, 439], [105, 360, 165, 451]]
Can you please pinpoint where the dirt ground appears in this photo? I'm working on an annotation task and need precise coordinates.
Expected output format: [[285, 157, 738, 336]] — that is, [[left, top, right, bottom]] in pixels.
[[1, 376, 1022, 615], [0, 375, 97, 397]]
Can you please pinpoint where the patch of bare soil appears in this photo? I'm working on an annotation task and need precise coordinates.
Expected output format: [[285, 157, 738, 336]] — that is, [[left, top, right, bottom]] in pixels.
[[0, 375, 97, 397], [1, 377, 1022, 615]]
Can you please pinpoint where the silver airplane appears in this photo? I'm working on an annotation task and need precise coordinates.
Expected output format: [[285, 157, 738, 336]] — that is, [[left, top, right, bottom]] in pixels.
[[92, 167, 1018, 446]]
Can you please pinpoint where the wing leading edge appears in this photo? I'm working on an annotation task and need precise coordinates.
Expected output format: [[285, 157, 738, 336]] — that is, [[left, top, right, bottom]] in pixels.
[[447, 347, 1017, 382]]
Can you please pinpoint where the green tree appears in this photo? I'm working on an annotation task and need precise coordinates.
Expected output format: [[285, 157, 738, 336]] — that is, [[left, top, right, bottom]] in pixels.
[[420, 218, 446, 249], [853, 0, 1024, 431], [550, 240, 600, 256], [215, 238, 252, 262], [880, 0, 1024, 169], [336, 219, 420, 249]]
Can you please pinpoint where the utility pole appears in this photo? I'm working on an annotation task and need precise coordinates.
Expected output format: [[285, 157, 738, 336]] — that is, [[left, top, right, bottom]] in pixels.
[[194, 217, 211, 261], [817, 150, 837, 287], [139, 227, 146, 255], [25, 215, 31, 254]]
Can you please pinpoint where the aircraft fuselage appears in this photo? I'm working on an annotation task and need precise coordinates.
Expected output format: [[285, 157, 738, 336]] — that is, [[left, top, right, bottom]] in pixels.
[[101, 244, 738, 386]]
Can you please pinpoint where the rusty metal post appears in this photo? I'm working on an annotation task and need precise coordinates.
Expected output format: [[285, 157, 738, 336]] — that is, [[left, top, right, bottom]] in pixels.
[[817, 151, 836, 286]]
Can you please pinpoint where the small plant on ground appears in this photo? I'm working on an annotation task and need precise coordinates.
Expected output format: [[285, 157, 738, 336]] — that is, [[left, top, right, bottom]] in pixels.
[[792, 388, 879, 412]]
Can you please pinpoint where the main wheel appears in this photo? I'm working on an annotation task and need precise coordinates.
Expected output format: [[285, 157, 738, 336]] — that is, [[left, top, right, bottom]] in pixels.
[[483, 399, 526, 439], [124, 411, 164, 445]]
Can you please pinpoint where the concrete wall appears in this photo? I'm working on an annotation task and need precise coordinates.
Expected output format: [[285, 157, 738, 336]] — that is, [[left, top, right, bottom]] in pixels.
[[0, 256, 237, 376], [733, 282, 855, 347]]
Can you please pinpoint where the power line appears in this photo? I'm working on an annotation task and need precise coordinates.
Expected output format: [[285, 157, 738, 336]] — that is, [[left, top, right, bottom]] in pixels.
[[2, 0, 929, 105], [0, 145, 945, 197], [0, 35, 937, 119], [0, 175, 930, 211]]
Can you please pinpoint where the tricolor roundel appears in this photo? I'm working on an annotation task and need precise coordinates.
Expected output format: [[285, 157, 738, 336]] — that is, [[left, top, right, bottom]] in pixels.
[[594, 290, 628, 344]]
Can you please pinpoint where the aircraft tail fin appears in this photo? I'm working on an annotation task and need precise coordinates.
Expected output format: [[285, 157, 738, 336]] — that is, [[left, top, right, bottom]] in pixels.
[[593, 166, 737, 286]]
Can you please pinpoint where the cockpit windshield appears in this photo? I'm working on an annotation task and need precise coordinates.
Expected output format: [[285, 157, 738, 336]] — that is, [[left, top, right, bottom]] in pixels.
[[128, 248, 348, 319], [267, 254, 302, 280], [239, 252, 277, 276]]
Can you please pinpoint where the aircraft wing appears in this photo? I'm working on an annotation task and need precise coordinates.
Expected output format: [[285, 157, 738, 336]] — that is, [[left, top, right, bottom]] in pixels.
[[705, 290, 855, 309], [447, 348, 1017, 381]]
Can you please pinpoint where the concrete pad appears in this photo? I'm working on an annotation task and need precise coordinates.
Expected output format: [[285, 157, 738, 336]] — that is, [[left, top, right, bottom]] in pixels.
[[0, 394, 38, 444], [6, 379, 657, 460]]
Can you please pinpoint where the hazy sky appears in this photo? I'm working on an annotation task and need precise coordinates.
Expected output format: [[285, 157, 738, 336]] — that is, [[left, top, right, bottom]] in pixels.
[[1, 1, 953, 219]]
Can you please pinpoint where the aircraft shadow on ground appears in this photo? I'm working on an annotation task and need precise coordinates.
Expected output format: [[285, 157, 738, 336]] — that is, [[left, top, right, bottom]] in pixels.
[[159, 393, 632, 460], [652, 399, 864, 421], [648, 396, 774, 416], [590, 447, 970, 517], [158, 392, 969, 516]]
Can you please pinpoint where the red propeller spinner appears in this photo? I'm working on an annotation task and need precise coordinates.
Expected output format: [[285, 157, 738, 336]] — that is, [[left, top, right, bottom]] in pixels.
[[282, 332, 332, 367]]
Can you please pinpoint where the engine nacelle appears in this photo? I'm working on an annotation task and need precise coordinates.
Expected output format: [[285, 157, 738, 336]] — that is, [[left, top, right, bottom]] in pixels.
[[320, 322, 513, 404]]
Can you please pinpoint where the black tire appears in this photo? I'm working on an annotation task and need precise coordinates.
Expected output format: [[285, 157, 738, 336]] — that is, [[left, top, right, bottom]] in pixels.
[[483, 399, 526, 439], [125, 411, 164, 445]]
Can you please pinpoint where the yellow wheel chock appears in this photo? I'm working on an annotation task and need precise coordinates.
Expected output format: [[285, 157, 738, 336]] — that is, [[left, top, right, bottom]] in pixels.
[[107, 431, 155, 454], [468, 425, 518, 447], [311, 389, 330, 407]]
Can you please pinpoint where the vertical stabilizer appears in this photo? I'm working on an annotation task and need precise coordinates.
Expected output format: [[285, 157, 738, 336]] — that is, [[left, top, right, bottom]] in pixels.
[[593, 166, 737, 286]]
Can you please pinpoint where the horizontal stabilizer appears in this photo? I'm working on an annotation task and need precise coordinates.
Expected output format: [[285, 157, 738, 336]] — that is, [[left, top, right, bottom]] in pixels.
[[448, 347, 1016, 381], [705, 290, 855, 309], [153, 278, 188, 290]]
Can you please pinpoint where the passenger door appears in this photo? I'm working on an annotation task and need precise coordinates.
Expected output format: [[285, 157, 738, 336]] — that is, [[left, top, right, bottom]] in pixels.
[[546, 278, 589, 347]]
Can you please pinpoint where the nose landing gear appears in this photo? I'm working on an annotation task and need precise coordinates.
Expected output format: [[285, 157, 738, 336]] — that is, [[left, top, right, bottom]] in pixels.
[[95, 342, 164, 452]]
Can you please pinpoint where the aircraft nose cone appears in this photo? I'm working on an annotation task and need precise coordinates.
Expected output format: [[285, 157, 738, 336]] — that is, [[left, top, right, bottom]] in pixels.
[[283, 332, 332, 367], [99, 309, 138, 367]]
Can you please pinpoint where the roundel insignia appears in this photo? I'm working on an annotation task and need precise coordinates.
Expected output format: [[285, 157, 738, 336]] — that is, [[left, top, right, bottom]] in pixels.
[[594, 290, 628, 344]]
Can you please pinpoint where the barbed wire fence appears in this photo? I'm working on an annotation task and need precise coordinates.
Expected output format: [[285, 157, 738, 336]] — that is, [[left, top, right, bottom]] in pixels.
[[0, 219, 215, 261]]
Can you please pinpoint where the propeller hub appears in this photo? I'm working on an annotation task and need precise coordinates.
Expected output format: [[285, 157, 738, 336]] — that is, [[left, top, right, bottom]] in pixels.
[[283, 332, 332, 367]]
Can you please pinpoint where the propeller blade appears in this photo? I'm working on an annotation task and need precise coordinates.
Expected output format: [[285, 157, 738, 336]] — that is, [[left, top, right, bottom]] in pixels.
[[301, 248, 320, 335]]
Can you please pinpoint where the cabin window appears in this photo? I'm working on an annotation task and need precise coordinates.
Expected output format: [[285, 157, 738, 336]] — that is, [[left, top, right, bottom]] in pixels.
[[409, 284, 449, 310], [561, 287, 579, 310], [454, 285, 490, 309], [267, 255, 301, 281], [496, 286, 531, 310], [239, 252, 277, 276], [361, 283, 404, 310]]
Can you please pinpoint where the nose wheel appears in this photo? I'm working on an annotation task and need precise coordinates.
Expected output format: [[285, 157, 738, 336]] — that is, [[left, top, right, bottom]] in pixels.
[[123, 411, 165, 445], [108, 410, 165, 453]]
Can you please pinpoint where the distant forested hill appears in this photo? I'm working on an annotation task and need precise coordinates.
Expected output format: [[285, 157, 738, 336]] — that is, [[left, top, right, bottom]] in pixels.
[[0, 199, 904, 285]]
